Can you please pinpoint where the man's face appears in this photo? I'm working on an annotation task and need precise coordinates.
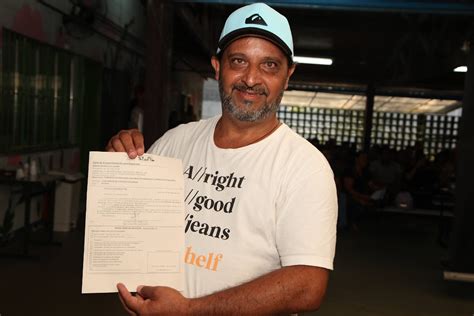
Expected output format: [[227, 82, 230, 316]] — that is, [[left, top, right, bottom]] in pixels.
[[211, 37, 295, 122]]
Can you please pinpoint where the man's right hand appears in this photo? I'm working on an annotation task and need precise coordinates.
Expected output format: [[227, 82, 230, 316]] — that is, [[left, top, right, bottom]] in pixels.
[[106, 129, 145, 159]]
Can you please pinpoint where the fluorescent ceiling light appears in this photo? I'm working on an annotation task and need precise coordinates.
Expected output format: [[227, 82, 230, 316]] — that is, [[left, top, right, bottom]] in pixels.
[[294, 56, 333, 65], [454, 66, 467, 72]]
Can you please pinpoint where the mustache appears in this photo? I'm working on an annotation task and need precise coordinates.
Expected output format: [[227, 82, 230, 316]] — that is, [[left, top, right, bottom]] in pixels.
[[232, 83, 268, 96]]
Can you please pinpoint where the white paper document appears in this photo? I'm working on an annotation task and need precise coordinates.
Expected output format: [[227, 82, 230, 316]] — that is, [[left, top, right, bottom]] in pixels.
[[82, 152, 184, 293]]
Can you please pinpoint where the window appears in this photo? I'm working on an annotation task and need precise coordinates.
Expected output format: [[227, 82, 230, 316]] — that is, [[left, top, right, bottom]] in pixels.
[[278, 106, 365, 149], [0, 29, 85, 153], [278, 104, 459, 158]]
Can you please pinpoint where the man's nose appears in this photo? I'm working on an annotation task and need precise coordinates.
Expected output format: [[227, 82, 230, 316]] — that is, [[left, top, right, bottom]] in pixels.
[[242, 64, 262, 87]]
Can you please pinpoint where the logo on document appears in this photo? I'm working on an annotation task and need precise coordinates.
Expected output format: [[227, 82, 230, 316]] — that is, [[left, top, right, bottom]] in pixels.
[[138, 155, 155, 162]]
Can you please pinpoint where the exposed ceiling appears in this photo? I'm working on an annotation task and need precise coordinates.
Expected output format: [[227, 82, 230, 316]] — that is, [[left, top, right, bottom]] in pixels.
[[280, 90, 461, 114], [172, 1, 474, 103]]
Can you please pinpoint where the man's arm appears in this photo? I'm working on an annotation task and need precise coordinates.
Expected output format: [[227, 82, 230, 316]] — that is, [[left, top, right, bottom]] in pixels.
[[118, 265, 329, 315]]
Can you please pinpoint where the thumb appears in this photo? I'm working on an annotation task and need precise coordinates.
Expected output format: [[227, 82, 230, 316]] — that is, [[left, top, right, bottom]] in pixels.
[[137, 285, 158, 299]]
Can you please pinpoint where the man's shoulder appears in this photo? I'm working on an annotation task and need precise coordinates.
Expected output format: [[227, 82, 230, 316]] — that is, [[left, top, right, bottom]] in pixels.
[[276, 125, 332, 172], [278, 125, 326, 157]]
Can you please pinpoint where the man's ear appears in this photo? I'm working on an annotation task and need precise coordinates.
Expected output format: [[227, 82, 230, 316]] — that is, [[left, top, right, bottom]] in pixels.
[[211, 56, 220, 80], [284, 63, 296, 90]]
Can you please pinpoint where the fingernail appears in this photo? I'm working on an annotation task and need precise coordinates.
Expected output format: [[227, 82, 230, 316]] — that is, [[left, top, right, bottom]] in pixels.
[[128, 149, 137, 156]]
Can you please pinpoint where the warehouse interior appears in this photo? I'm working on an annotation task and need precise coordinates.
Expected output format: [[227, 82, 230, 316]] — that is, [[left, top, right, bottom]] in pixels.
[[0, 1, 473, 315]]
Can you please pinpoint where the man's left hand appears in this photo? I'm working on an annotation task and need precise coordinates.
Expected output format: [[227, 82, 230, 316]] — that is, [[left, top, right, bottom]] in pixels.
[[117, 283, 190, 315]]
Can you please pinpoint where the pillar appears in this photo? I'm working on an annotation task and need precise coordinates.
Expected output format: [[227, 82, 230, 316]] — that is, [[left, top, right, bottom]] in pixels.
[[143, 0, 174, 149], [363, 83, 375, 151], [449, 41, 474, 273]]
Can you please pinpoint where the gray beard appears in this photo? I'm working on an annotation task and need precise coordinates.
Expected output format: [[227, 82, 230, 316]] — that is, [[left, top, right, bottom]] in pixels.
[[219, 80, 284, 122]]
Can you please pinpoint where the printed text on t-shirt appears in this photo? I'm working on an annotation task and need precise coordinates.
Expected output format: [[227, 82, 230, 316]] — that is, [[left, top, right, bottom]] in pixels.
[[183, 165, 246, 242], [184, 165, 245, 191]]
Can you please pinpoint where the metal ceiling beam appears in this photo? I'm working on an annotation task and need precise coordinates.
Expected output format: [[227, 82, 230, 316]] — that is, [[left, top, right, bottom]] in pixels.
[[289, 81, 464, 100], [177, 0, 474, 15]]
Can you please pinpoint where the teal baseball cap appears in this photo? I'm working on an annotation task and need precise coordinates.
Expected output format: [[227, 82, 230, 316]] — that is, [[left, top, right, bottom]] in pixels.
[[216, 3, 294, 61]]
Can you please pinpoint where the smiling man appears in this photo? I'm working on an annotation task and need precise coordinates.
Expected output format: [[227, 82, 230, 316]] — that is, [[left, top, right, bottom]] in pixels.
[[108, 3, 337, 315]]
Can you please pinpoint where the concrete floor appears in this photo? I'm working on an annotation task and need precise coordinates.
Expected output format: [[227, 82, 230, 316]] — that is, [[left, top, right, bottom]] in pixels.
[[307, 215, 474, 316], [1, 214, 473, 316]]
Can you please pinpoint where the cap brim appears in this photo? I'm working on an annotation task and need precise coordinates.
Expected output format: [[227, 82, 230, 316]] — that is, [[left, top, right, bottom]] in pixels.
[[218, 27, 293, 61]]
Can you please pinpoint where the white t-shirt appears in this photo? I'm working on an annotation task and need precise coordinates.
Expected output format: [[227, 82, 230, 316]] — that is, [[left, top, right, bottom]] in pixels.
[[148, 115, 337, 298]]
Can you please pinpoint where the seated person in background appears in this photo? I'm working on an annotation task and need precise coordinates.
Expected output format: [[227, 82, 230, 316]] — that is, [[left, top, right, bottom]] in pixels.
[[404, 144, 428, 184], [433, 148, 456, 192], [343, 151, 376, 230], [404, 146, 437, 208], [369, 145, 402, 203]]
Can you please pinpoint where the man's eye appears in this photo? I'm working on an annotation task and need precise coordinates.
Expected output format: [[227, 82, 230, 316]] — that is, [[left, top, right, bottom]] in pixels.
[[232, 58, 245, 64], [265, 62, 277, 68]]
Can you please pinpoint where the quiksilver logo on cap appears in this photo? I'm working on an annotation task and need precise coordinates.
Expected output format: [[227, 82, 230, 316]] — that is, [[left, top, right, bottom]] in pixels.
[[245, 14, 267, 26]]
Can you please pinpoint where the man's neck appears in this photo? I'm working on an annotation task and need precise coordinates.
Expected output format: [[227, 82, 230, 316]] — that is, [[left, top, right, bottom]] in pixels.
[[214, 113, 281, 149]]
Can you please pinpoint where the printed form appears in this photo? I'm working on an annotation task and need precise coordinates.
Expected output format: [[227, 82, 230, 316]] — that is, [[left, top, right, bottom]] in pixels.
[[82, 152, 184, 293]]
